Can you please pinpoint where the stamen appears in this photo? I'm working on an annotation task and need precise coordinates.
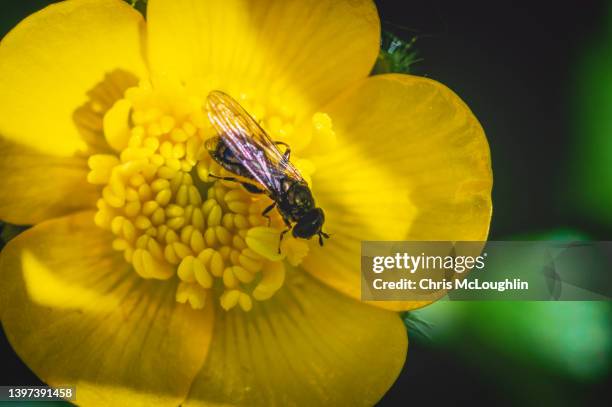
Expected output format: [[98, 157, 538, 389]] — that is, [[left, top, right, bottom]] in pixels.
[[88, 83, 333, 310]]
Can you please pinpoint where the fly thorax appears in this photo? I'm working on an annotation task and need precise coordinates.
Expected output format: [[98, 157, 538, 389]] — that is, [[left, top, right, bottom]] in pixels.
[[287, 183, 315, 214]]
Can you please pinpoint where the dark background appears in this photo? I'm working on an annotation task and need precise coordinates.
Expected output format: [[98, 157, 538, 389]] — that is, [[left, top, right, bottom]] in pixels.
[[375, 1, 611, 406], [1, 1, 611, 406], [377, 0, 606, 240]]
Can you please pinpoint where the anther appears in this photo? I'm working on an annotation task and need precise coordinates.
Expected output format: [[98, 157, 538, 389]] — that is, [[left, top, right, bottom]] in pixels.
[[89, 83, 316, 311]]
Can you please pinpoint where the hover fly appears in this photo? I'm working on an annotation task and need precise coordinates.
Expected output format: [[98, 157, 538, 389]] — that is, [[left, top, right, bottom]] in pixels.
[[205, 90, 329, 249]]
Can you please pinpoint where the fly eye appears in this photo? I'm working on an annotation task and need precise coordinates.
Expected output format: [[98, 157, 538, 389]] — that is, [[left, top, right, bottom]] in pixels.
[[293, 209, 323, 239], [305, 208, 324, 228]]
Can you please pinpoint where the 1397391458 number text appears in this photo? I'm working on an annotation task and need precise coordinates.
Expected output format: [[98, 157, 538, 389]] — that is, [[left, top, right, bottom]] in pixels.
[[2, 386, 76, 401]]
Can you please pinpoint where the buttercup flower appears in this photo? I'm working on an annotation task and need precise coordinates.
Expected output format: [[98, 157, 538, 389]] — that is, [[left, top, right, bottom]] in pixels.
[[0, 0, 492, 405]]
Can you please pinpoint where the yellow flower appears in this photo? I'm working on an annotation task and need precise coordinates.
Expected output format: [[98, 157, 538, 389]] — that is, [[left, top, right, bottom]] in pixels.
[[0, 0, 492, 406]]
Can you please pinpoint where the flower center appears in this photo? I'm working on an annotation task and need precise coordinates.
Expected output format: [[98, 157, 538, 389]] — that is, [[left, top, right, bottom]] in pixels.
[[87, 80, 335, 311]]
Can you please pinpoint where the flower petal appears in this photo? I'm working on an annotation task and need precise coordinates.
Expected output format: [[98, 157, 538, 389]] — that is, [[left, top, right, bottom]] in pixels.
[[303, 74, 493, 311], [183, 270, 406, 406], [0, 142, 97, 224], [0, 0, 147, 157], [147, 0, 379, 112], [0, 212, 213, 406]]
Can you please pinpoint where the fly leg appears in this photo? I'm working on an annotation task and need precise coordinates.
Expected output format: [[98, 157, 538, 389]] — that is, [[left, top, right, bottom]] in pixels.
[[208, 174, 266, 194], [318, 231, 330, 246], [261, 202, 276, 226], [278, 217, 292, 254]]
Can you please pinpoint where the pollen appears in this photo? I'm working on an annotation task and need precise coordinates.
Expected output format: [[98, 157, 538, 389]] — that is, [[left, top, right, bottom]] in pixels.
[[88, 81, 325, 311]]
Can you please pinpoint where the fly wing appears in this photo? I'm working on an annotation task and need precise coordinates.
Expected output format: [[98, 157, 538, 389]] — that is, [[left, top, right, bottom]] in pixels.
[[206, 91, 305, 192]]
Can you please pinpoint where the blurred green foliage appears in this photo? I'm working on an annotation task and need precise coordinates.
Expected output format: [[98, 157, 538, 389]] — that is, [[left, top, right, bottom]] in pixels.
[[410, 231, 612, 387], [571, 3, 612, 227], [417, 301, 611, 380]]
